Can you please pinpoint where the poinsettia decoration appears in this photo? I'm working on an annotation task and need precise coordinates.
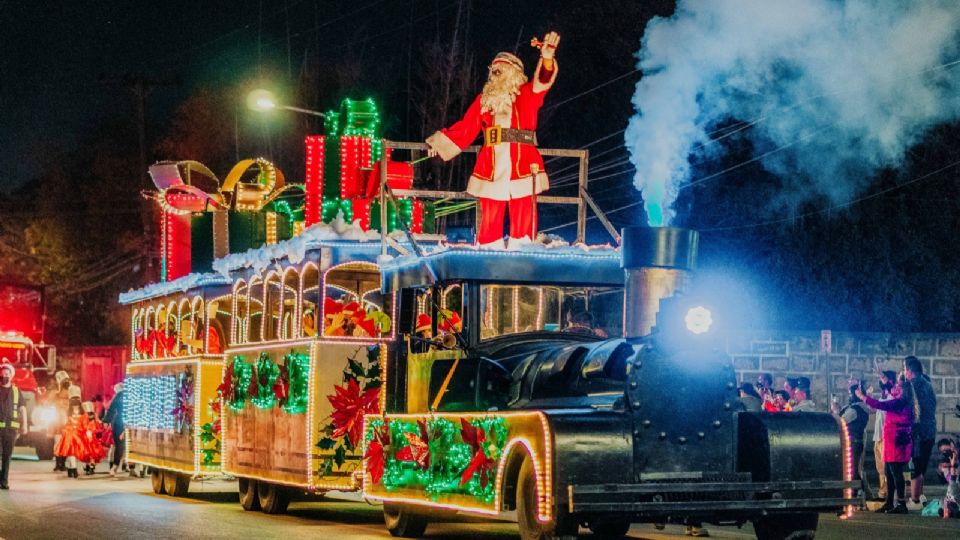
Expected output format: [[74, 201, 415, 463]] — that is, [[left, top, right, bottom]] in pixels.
[[328, 378, 380, 448], [199, 398, 222, 465], [366, 416, 509, 504], [459, 418, 500, 488], [395, 420, 431, 470], [250, 352, 281, 409], [171, 367, 194, 433], [317, 346, 381, 477], [363, 419, 390, 485]]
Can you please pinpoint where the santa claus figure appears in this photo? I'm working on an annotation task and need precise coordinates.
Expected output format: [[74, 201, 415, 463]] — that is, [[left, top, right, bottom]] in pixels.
[[427, 31, 560, 249]]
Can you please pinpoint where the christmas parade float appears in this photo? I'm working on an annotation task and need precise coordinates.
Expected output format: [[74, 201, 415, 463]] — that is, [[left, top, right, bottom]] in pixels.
[[119, 32, 853, 540]]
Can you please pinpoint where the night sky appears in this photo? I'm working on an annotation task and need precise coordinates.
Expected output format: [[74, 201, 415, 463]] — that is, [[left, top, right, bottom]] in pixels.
[[0, 0, 661, 192]]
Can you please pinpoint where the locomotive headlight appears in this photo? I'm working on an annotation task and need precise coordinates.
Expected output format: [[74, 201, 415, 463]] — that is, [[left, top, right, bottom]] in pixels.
[[684, 306, 712, 334]]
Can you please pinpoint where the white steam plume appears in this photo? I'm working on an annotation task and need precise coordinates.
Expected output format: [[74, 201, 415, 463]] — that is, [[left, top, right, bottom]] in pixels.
[[625, 0, 960, 226]]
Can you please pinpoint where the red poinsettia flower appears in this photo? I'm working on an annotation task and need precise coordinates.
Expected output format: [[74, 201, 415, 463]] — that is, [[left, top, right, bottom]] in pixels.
[[273, 365, 289, 406], [459, 418, 498, 488], [327, 378, 381, 448], [363, 420, 390, 485], [217, 364, 235, 402], [395, 420, 431, 470]]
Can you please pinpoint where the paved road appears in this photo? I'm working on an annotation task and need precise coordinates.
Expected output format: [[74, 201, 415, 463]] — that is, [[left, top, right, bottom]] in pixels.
[[2, 459, 960, 539]]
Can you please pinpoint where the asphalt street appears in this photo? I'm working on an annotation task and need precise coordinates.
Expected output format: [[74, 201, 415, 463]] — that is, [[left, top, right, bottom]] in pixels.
[[2, 457, 960, 539]]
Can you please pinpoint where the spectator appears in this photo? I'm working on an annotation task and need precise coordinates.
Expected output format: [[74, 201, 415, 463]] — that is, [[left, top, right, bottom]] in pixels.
[[756, 373, 774, 400], [102, 383, 125, 477], [766, 390, 793, 412], [937, 437, 959, 483], [792, 379, 816, 412], [839, 383, 872, 502], [783, 377, 799, 404], [856, 374, 918, 514], [738, 383, 763, 412], [904, 356, 937, 509], [870, 370, 897, 502]]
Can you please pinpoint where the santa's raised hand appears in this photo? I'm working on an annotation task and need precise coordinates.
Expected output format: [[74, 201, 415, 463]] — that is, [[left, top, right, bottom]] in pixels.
[[540, 31, 560, 60]]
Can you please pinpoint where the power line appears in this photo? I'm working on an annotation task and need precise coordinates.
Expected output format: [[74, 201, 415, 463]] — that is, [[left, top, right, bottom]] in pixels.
[[700, 159, 960, 232]]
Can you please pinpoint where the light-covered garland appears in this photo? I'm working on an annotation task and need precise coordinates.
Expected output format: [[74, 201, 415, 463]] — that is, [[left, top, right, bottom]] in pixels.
[[364, 416, 508, 504]]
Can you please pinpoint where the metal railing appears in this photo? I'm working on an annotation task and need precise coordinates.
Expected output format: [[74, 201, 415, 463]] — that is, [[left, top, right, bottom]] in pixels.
[[377, 140, 619, 255]]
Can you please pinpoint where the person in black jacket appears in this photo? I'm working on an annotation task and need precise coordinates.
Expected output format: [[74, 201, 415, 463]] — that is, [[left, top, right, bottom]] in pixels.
[[837, 383, 872, 504], [0, 363, 28, 490], [102, 383, 125, 477]]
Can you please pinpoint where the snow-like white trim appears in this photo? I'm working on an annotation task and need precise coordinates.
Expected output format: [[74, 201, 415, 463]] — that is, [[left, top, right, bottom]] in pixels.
[[211, 212, 380, 275], [119, 272, 231, 304]]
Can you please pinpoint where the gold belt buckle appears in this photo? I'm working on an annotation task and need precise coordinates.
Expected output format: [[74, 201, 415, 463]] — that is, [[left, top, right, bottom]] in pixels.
[[485, 126, 502, 145]]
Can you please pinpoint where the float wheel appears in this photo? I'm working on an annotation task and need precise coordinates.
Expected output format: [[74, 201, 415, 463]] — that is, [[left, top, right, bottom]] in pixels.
[[238, 477, 261, 511], [257, 481, 292, 514], [383, 502, 429, 537], [150, 468, 165, 494], [162, 470, 190, 497], [517, 456, 578, 540]]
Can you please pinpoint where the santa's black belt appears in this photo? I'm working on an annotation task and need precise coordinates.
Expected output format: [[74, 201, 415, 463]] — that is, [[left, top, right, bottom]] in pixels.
[[484, 127, 538, 146]]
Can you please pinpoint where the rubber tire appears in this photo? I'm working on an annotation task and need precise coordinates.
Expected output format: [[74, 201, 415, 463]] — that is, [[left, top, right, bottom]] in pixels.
[[238, 477, 261, 511], [150, 468, 166, 494], [753, 513, 818, 540], [517, 456, 578, 540], [588, 518, 631, 539], [383, 502, 429, 538], [35, 438, 55, 461], [163, 470, 191, 497], [257, 481, 292, 514]]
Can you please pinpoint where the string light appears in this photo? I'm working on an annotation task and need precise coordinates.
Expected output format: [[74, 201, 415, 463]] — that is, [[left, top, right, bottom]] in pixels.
[[305, 135, 325, 226]]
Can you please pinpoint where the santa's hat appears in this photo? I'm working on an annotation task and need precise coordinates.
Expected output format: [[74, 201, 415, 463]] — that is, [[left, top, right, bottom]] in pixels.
[[438, 309, 462, 333], [492, 51, 524, 73], [81, 401, 94, 413], [324, 297, 344, 319], [68, 385, 82, 399], [415, 314, 432, 334]]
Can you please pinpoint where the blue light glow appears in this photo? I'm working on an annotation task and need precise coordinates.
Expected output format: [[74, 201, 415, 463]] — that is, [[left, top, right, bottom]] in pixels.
[[685, 306, 713, 334]]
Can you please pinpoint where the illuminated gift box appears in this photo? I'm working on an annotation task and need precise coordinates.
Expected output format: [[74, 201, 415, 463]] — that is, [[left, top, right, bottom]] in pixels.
[[351, 197, 435, 234]]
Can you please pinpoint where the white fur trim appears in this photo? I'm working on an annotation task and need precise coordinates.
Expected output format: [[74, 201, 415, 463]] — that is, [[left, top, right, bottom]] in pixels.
[[532, 58, 558, 94], [426, 131, 462, 161]]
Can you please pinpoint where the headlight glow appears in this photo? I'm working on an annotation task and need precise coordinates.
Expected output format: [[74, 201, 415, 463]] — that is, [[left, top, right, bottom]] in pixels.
[[32, 405, 58, 430], [685, 306, 713, 334]]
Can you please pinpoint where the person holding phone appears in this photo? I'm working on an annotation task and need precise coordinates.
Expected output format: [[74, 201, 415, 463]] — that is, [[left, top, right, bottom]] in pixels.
[[856, 373, 918, 513]]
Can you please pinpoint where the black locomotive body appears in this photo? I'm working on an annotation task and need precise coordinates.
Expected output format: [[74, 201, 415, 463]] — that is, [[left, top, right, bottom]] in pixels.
[[375, 227, 855, 539]]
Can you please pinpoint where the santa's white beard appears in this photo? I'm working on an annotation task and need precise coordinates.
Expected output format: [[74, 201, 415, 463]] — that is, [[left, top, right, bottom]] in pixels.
[[480, 71, 524, 116]]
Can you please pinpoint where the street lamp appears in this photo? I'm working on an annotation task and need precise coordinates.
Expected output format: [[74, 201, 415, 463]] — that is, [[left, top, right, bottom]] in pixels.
[[247, 89, 326, 118]]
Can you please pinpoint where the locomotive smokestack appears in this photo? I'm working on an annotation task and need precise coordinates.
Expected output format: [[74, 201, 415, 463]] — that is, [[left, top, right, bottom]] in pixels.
[[621, 226, 699, 339]]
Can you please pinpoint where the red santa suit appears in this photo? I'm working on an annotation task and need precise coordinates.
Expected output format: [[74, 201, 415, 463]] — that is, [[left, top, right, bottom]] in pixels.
[[428, 56, 558, 246]]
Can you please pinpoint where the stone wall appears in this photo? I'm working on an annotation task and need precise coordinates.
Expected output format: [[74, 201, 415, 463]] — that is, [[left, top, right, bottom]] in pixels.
[[727, 331, 960, 437]]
